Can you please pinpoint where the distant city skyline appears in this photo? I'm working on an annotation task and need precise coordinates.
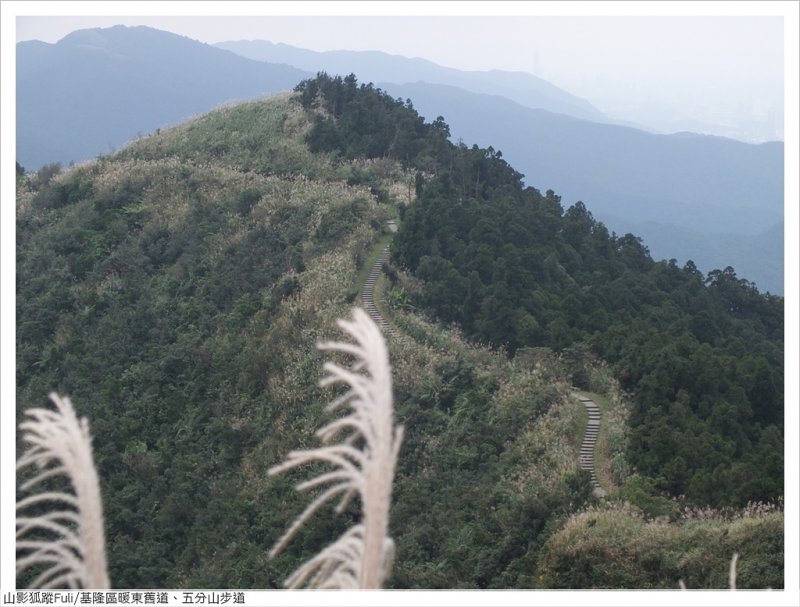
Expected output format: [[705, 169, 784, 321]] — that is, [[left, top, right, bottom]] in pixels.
[[13, 10, 787, 143]]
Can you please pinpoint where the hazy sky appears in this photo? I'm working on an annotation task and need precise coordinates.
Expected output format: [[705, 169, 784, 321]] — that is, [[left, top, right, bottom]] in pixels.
[[11, 5, 789, 142]]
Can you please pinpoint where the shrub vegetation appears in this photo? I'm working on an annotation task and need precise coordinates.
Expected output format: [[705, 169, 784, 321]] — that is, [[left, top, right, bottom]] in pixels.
[[16, 74, 783, 588]]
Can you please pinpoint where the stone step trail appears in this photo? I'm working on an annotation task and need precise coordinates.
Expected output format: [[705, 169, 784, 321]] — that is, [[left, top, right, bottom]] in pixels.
[[361, 245, 402, 341], [574, 394, 607, 498]]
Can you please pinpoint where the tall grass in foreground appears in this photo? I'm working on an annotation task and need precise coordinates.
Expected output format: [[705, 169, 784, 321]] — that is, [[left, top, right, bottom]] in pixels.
[[16, 308, 401, 590], [268, 308, 404, 588], [16, 393, 109, 588], [16, 312, 767, 590]]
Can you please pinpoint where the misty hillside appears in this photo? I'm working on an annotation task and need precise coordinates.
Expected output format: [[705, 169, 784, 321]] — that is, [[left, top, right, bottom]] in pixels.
[[381, 82, 783, 233], [16, 76, 783, 589], [214, 39, 607, 122], [607, 217, 783, 298], [215, 39, 784, 294], [17, 26, 783, 293], [378, 81, 784, 294], [16, 26, 311, 169]]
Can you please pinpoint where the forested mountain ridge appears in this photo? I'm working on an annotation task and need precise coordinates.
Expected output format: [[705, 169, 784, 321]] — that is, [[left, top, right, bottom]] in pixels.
[[18, 26, 783, 293], [16, 74, 783, 588], [384, 119, 782, 507], [379, 81, 784, 294], [216, 37, 784, 294], [286, 73, 782, 505]]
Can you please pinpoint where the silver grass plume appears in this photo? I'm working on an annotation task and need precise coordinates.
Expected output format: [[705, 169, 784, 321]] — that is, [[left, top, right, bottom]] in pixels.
[[16, 393, 109, 589], [269, 307, 404, 589], [729, 552, 738, 590]]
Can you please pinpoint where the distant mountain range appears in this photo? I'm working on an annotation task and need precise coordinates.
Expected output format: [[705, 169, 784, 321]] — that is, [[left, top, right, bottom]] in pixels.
[[214, 39, 608, 124], [376, 82, 782, 233], [16, 26, 311, 170], [15, 26, 784, 293]]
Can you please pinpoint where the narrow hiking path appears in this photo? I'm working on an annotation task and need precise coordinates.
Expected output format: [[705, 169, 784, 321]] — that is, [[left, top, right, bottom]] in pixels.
[[574, 393, 607, 498], [362, 224, 605, 499], [361, 220, 401, 340]]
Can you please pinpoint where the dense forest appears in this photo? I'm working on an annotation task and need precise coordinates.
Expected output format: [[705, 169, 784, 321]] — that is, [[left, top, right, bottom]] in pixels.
[[294, 73, 783, 507], [393, 169, 783, 506], [16, 74, 783, 589]]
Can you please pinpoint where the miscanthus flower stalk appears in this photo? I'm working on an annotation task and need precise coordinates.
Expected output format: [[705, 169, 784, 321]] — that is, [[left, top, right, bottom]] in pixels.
[[269, 308, 404, 589], [16, 393, 109, 589]]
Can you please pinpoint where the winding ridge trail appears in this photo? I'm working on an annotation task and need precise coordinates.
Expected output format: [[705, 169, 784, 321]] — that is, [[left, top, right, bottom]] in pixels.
[[363, 224, 606, 499], [574, 394, 607, 498], [361, 220, 401, 340]]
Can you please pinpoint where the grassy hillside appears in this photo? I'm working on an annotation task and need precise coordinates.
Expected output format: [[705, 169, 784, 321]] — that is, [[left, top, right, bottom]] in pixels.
[[15, 87, 590, 588], [538, 502, 783, 589], [16, 26, 312, 170], [16, 92, 393, 587], [16, 78, 782, 589]]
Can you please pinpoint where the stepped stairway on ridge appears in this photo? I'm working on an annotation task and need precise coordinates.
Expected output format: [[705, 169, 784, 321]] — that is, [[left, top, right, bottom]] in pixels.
[[360, 220, 402, 341], [574, 394, 607, 498]]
